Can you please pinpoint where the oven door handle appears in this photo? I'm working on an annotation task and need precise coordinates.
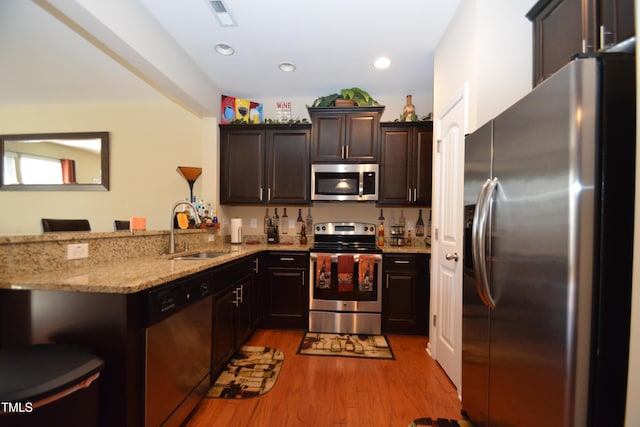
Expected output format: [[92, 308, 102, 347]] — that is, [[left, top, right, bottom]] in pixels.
[[309, 253, 382, 262]]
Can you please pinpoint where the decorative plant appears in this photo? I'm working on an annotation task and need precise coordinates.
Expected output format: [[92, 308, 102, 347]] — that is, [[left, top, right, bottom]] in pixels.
[[310, 87, 380, 107]]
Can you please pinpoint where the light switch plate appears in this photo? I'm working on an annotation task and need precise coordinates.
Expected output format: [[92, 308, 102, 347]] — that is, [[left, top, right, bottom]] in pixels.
[[67, 243, 89, 260]]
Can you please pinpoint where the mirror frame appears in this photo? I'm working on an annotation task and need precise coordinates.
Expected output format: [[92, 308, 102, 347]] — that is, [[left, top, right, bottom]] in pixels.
[[0, 131, 110, 191]]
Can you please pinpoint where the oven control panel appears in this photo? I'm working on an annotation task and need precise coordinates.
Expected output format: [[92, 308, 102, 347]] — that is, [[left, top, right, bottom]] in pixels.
[[314, 222, 376, 235]]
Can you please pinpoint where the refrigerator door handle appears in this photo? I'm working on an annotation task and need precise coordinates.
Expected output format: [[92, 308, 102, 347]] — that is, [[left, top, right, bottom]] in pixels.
[[472, 177, 498, 309]]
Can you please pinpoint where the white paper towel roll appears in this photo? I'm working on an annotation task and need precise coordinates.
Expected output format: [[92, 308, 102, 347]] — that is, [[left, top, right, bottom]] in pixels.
[[230, 218, 243, 244]]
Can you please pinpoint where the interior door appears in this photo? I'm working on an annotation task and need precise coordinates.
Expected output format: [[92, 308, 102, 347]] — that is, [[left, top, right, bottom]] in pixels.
[[431, 86, 466, 394]]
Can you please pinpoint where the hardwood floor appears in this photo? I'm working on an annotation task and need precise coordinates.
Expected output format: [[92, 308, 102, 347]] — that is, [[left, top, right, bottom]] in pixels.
[[185, 329, 461, 427]]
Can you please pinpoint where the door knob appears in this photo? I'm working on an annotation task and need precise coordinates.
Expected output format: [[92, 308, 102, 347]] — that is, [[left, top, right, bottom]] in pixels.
[[445, 252, 459, 262]]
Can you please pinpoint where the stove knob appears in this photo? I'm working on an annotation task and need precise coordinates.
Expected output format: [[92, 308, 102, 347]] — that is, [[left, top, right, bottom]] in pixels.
[[316, 225, 321, 232], [322, 225, 326, 231]]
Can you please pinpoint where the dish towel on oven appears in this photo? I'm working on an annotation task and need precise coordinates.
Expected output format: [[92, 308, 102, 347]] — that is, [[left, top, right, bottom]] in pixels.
[[316, 254, 332, 289], [337, 255, 354, 292], [358, 255, 375, 291]]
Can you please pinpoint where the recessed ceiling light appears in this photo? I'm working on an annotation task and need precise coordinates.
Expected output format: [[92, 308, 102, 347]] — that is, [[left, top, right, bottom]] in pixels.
[[278, 62, 296, 72], [214, 43, 235, 56], [373, 57, 391, 70]]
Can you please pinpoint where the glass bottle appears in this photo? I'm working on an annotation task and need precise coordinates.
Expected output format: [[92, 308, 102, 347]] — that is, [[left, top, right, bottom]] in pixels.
[[306, 208, 313, 233], [264, 208, 270, 234], [300, 224, 307, 245], [415, 209, 425, 237], [296, 209, 304, 235], [282, 208, 289, 234], [378, 209, 385, 247], [274, 208, 280, 231]]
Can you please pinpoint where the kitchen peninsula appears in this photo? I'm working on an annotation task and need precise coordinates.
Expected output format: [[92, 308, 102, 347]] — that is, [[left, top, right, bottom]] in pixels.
[[0, 229, 429, 426]]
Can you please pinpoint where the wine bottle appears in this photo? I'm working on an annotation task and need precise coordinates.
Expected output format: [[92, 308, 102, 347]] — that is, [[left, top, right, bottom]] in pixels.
[[415, 209, 425, 237], [297, 209, 304, 235], [274, 208, 280, 232], [282, 208, 289, 234], [306, 208, 313, 233]]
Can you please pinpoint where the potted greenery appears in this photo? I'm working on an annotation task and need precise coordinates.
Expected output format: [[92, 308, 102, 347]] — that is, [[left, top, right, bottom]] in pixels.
[[310, 87, 380, 107]]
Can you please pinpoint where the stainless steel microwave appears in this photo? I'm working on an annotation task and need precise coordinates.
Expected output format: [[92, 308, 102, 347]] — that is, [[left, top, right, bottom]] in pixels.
[[311, 164, 379, 201]]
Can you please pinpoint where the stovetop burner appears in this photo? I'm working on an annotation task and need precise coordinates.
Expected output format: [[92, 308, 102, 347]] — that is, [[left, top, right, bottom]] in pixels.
[[310, 222, 381, 253]]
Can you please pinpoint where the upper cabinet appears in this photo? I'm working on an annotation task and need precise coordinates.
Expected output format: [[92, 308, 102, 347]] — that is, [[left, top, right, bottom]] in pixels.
[[527, 0, 635, 86], [378, 121, 433, 206], [220, 124, 311, 205], [308, 106, 385, 163]]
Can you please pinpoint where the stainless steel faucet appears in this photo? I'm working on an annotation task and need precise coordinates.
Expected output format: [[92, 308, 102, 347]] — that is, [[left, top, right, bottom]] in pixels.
[[169, 201, 201, 254]]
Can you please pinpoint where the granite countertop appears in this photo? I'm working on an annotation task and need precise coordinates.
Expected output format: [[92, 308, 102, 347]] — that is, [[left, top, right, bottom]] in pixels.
[[0, 242, 430, 295]]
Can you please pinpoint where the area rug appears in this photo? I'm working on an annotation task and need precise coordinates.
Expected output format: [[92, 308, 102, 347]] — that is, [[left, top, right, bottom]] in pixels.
[[408, 418, 474, 427], [297, 332, 394, 359], [206, 346, 284, 399]]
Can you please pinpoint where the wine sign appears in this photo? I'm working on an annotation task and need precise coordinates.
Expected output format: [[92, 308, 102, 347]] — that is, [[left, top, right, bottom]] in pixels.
[[276, 100, 292, 123], [221, 95, 263, 124]]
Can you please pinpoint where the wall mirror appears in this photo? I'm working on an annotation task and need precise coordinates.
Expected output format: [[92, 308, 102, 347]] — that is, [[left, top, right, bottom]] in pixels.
[[0, 132, 109, 191]]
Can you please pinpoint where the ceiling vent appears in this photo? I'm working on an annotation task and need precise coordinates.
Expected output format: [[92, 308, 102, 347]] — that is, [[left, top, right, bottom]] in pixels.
[[209, 0, 236, 26]]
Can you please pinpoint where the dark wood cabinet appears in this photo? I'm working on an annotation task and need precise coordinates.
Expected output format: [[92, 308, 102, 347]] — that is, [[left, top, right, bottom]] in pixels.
[[264, 251, 309, 329], [220, 124, 311, 205], [382, 253, 429, 335], [308, 106, 384, 163], [527, 0, 634, 86], [379, 122, 433, 206], [211, 257, 255, 376]]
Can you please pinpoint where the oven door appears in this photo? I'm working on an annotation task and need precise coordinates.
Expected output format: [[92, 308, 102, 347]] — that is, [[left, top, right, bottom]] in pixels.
[[309, 252, 382, 312]]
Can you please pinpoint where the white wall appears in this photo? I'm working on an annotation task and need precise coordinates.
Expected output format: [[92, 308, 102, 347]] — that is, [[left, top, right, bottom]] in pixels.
[[433, 0, 534, 132], [0, 99, 220, 234], [625, 3, 640, 425]]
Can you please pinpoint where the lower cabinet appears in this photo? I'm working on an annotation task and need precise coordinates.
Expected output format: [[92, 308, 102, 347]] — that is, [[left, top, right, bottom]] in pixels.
[[211, 256, 255, 376], [264, 251, 309, 329], [382, 253, 430, 335]]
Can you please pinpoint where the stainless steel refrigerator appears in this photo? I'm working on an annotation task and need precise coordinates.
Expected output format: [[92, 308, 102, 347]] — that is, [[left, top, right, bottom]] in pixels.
[[462, 53, 635, 427]]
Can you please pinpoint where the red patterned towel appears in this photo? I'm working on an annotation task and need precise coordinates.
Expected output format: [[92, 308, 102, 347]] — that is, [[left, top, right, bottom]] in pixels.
[[358, 255, 375, 291], [337, 255, 354, 292], [316, 254, 332, 288]]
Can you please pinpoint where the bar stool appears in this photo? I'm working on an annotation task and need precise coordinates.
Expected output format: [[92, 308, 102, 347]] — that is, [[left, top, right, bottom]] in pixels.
[[0, 343, 104, 427]]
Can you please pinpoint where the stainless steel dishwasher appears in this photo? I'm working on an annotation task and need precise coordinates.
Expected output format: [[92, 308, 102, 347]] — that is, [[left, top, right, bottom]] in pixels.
[[144, 271, 212, 427]]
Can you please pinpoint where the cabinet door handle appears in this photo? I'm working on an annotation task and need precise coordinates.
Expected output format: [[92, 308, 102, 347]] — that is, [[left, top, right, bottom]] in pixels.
[[239, 285, 244, 303], [394, 260, 410, 264], [386, 274, 390, 289], [259, 187, 263, 201], [408, 188, 412, 202], [341, 146, 345, 159], [280, 257, 295, 261], [233, 289, 239, 307], [268, 188, 271, 201], [345, 145, 349, 159], [302, 274, 305, 287], [413, 188, 417, 202], [253, 258, 259, 274]]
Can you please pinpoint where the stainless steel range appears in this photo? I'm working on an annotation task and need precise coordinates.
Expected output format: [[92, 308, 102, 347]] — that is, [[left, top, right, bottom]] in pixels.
[[309, 222, 382, 335]]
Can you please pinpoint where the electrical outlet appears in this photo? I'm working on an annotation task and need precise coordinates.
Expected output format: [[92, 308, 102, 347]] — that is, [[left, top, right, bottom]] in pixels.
[[67, 243, 89, 260], [250, 218, 257, 228]]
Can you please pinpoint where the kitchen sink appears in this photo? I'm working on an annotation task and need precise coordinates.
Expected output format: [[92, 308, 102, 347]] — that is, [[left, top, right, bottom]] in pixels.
[[171, 251, 227, 260]]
